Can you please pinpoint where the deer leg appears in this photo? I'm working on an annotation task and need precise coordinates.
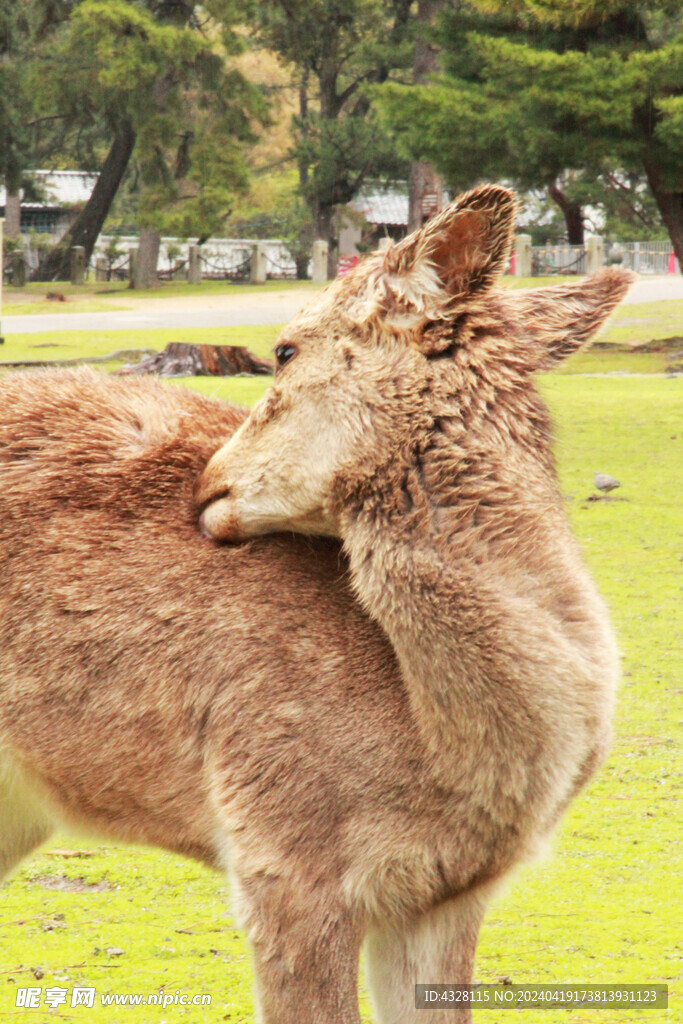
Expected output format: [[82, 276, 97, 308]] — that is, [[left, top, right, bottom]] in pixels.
[[231, 868, 363, 1024], [0, 754, 55, 881], [365, 886, 492, 1024]]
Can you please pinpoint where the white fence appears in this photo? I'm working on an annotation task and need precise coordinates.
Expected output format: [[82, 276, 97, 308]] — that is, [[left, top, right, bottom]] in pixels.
[[4, 231, 679, 284], [94, 236, 300, 280], [531, 239, 678, 276], [531, 244, 586, 275], [613, 241, 675, 275]]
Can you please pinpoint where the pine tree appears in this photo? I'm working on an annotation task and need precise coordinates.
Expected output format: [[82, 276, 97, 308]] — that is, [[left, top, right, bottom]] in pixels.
[[16, 1, 261, 281], [378, 1, 683, 260], [250, 1, 415, 273]]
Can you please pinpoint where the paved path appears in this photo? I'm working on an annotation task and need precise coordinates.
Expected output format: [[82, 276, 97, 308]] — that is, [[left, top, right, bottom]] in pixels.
[[619, 274, 683, 304], [2, 276, 682, 336], [1, 287, 316, 335]]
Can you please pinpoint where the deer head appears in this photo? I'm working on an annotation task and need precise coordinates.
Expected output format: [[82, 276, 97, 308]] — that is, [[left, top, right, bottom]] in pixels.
[[195, 185, 632, 543]]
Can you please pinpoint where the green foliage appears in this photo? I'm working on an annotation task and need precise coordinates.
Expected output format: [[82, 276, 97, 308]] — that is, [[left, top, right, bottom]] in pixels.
[[2, 1, 116, 179], [249, 1, 415, 238], [1, 2, 265, 248], [227, 197, 315, 275], [251, 0, 414, 83], [31, 1, 262, 239], [378, 1, 683, 245], [0, 1, 45, 189], [1, 235, 22, 258], [45, 1, 204, 131], [294, 106, 407, 211]]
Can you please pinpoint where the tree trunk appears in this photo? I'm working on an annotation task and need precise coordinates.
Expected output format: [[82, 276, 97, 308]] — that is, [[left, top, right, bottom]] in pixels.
[[408, 162, 444, 233], [643, 161, 683, 269], [548, 183, 584, 245], [317, 204, 337, 279], [121, 343, 272, 377], [408, 0, 444, 233], [31, 120, 136, 282], [4, 192, 21, 239], [297, 75, 313, 280], [132, 228, 161, 289], [295, 254, 309, 280]]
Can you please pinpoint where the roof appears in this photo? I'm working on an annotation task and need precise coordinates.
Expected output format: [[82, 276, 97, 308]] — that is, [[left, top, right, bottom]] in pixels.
[[0, 170, 99, 210], [349, 183, 452, 227], [349, 186, 409, 227]]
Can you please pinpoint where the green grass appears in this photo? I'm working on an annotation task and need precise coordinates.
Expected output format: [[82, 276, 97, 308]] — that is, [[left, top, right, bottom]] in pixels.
[[0, 846, 254, 1022], [472, 373, 681, 1023], [1, 278, 320, 313], [0, 325, 281, 405], [503, 275, 575, 290], [116, 279, 320, 300], [1, 281, 133, 315], [167, 374, 272, 408], [3, 290, 680, 378], [0, 323, 281, 362], [0, 351, 681, 1023], [556, 348, 669, 375], [1, 298, 133, 316], [553, 298, 683, 375], [602, 300, 683, 348], [0, 275, 582, 314]]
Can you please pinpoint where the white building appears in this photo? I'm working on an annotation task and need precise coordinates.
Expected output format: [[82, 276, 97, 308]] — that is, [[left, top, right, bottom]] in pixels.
[[0, 171, 98, 240]]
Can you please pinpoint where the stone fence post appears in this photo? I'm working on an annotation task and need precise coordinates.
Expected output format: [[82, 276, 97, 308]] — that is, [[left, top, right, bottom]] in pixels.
[[514, 234, 532, 277], [70, 246, 86, 285], [250, 242, 268, 285], [312, 240, 329, 283], [95, 256, 108, 282], [188, 245, 202, 284], [585, 236, 604, 274]]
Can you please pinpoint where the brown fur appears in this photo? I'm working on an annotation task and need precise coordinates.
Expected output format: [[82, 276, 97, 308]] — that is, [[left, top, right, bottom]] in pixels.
[[0, 369, 493, 1022], [1, 185, 632, 1023], [195, 185, 634, 1018]]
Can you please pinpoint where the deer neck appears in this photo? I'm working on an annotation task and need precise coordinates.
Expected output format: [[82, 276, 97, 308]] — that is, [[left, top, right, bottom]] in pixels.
[[336, 421, 585, 803]]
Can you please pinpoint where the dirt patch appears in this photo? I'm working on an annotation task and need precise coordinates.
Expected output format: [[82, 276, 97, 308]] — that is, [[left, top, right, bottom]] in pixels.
[[592, 336, 683, 352], [632, 335, 683, 352], [31, 874, 113, 893]]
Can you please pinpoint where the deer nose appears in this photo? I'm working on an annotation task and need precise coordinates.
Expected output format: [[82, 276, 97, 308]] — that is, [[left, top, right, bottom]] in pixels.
[[194, 456, 231, 504], [195, 436, 241, 505], [197, 492, 243, 542], [196, 480, 232, 536], [195, 460, 233, 540], [198, 507, 215, 540]]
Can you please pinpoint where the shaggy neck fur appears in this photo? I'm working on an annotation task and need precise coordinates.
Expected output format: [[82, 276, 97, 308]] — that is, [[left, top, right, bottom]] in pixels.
[[334, 310, 618, 838]]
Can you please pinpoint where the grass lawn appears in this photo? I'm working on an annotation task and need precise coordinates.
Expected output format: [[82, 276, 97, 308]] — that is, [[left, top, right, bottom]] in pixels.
[[0, 333, 680, 1021], [1, 274, 579, 315], [1, 278, 321, 315], [0, 323, 281, 368], [0, 297, 133, 316], [3, 287, 681, 379]]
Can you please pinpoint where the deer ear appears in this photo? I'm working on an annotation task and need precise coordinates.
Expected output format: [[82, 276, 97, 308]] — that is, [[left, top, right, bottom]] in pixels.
[[510, 268, 635, 370], [367, 184, 516, 331]]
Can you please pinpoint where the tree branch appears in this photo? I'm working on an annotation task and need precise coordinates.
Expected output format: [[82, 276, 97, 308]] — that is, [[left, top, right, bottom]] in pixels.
[[604, 172, 657, 229]]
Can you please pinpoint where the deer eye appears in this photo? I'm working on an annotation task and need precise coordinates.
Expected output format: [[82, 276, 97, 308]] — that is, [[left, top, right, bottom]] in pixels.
[[274, 344, 298, 370]]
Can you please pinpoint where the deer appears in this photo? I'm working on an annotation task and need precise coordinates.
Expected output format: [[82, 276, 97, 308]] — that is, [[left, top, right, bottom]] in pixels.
[[195, 185, 633, 1016], [0, 184, 631, 1024]]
